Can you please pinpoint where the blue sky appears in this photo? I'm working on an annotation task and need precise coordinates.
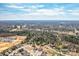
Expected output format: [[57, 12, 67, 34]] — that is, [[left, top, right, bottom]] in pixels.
[[0, 3, 79, 20]]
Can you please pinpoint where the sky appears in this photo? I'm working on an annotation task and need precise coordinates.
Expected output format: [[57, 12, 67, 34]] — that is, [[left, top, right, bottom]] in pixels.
[[0, 3, 79, 20]]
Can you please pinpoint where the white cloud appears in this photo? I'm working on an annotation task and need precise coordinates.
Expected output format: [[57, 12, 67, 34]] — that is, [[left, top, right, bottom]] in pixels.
[[1, 5, 79, 20], [0, 12, 79, 20], [67, 9, 79, 16], [7, 5, 24, 9], [31, 5, 44, 9], [20, 4, 45, 12], [6, 4, 66, 16], [21, 8, 32, 12], [70, 12, 79, 15], [0, 7, 67, 20], [27, 8, 65, 16]]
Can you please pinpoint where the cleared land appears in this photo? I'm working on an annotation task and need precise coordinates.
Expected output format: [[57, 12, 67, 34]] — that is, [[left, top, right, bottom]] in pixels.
[[0, 35, 26, 52]]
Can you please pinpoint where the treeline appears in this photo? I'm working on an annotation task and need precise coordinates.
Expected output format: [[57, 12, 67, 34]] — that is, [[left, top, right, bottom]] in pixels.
[[0, 29, 9, 33], [0, 29, 31, 35], [63, 35, 79, 44], [26, 31, 57, 45], [0, 29, 58, 45]]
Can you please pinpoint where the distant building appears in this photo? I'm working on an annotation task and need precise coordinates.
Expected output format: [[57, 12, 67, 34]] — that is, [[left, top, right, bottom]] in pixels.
[[17, 25, 21, 29], [74, 28, 79, 35], [22, 25, 26, 28]]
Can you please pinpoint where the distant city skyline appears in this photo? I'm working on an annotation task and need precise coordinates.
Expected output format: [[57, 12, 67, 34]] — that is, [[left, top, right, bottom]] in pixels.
[[0, 3, 79, 20]]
